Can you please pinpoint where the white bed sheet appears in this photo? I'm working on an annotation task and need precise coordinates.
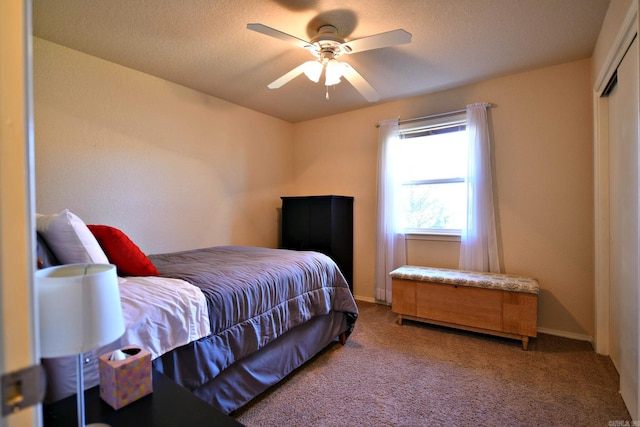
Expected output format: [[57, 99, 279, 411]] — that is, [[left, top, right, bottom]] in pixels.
[[118, 275, 211, 359]]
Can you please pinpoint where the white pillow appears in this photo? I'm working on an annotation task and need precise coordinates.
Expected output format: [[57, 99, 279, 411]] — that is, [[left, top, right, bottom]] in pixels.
[[36, 209, 109, 265]]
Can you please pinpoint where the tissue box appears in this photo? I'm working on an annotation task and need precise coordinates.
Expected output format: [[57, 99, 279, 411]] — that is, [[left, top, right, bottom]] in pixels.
[[98, 346, 152, 409]]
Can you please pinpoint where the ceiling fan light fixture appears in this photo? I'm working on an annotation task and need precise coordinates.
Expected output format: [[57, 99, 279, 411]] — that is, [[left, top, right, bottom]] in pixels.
[[324, 59, 344, 86], [248, 22, 408, 102], [303, 60, 323, 83]]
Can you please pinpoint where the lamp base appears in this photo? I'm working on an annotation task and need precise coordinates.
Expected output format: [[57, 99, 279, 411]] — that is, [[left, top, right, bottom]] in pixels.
[[77, 355, 114, 427]]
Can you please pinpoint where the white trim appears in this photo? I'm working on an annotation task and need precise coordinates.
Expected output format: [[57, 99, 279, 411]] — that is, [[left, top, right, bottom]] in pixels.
[[354, 295, 378, 304], [593, 93, 611, 355], [405, 233, 461, 242], [0, 0, 39, 425], [537, 327, 593, 344], [355, 301, 594, 342], [594, 6, 639, 94], [398, 111, 466, 132], [636, 28, 640, 418]]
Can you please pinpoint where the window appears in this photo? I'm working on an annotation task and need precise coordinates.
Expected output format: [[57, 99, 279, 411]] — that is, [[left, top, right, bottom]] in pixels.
[[397, 113, 467, 235]]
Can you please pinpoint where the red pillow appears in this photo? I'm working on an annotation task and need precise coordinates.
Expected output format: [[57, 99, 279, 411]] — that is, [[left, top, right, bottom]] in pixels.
[[87, 225, 159, 276]]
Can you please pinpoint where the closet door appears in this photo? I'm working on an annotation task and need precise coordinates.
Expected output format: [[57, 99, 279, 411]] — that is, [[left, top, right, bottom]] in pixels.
[[608, 36, 639, 419]]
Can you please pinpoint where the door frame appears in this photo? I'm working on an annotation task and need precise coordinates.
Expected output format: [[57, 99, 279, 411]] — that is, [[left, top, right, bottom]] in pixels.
[[0, 0, 39, 426]]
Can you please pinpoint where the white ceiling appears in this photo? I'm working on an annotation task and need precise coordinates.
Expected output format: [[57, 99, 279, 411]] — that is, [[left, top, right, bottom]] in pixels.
[[33, 0, 610, 123]]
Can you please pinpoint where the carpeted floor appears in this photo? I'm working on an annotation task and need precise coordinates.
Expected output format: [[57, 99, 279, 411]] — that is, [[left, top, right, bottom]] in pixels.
[[233, 301, 631, 426]]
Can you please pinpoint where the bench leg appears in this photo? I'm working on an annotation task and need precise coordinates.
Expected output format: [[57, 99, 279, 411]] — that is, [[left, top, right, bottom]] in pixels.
[[522, 336, 529, 351]]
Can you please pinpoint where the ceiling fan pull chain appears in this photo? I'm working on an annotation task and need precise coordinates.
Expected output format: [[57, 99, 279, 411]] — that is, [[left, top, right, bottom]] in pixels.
[[326, 86, 330, 100]]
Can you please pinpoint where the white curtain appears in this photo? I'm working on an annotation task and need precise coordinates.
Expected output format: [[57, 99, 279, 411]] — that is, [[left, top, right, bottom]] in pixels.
[[375, 118, 407, 303], [459, 102, 500, 273]]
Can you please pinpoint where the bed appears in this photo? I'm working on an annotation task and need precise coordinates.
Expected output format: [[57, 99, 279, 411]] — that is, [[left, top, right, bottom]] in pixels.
[[36, 209, 358, 414]]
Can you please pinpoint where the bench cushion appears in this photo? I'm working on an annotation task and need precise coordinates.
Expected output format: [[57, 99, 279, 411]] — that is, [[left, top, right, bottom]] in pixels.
[[389, 265, 539, 295]]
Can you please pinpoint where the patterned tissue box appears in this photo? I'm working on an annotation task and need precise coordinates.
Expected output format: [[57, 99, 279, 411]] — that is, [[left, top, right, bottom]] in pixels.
[[99, 346, 152, 409]]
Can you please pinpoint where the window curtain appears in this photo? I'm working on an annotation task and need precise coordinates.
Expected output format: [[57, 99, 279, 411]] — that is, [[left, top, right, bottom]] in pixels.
[[375, 118, 407, 303], [459, 102, 499, 272]]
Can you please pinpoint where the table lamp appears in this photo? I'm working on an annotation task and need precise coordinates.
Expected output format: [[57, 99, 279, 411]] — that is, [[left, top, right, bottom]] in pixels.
[[36, 264, 125, 427]]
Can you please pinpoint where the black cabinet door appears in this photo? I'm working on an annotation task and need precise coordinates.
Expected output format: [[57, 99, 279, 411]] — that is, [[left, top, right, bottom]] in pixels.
[[307, 197, 333, 252], [281, 195, 353, 291], [281, 198, 311, 249]]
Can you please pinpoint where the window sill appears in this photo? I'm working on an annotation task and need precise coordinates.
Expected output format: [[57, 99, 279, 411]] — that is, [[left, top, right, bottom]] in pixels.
[[405, 232, 461, 242]]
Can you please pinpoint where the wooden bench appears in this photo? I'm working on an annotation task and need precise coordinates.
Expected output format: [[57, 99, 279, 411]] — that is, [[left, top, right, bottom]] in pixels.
[[390, 266, 539, 350]]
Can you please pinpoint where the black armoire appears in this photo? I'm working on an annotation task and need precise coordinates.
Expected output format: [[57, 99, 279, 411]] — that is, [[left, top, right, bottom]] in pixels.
[[280, 195, 353, 291]]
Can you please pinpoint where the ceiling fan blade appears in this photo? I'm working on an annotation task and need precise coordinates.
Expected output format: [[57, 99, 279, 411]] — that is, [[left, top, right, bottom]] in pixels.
[[341, 29, 411, 54], [247, 23, 311, 49], [267, 63, 307, 89], [341, 63, 380, 102]]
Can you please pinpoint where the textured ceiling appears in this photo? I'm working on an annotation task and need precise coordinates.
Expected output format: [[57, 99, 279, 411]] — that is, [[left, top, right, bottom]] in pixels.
[[33, 0, 610, 123]]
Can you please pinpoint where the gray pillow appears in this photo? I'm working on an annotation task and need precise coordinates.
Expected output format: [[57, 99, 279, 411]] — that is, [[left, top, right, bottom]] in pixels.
[[36, 231, 60, 269]]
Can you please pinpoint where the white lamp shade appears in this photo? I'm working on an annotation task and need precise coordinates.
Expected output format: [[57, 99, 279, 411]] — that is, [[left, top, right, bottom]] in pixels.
[[36, 264, 125, 358], [303, 60, 323, 83]]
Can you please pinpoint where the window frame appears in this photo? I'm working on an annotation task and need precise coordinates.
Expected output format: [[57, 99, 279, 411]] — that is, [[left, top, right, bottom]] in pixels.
[[397, 112, 468, 236]]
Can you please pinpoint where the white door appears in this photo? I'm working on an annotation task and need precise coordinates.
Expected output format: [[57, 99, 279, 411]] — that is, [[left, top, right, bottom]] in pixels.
[[608, 36, 639, 420], [0, 0, 40, 426]]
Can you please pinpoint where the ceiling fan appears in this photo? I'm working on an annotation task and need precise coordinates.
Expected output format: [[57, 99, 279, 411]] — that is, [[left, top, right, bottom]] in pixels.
[[247, 23, 412, 102]]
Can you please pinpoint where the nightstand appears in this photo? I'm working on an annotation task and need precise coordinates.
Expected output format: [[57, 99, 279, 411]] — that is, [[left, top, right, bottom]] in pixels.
[[43, 370, 243, 426]]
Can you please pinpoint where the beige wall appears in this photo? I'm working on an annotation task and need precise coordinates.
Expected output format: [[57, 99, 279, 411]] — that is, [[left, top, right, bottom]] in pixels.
[[34, 38, 294, 253], [35, 37, 595, 339], [292, 59, 595, 339]]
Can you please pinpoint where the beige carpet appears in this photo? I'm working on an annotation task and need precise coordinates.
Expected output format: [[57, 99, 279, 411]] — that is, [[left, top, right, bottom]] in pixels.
[[233, 301, 631, 426]]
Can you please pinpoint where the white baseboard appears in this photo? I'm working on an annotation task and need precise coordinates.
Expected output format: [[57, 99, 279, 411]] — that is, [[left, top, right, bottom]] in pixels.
[[352, 297, 594, 344], [537, 327, 593, 344], [353, 295, 377, 304]]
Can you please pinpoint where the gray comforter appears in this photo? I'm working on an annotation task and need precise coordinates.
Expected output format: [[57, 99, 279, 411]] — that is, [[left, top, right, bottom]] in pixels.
[[148, 246, 358, 386]]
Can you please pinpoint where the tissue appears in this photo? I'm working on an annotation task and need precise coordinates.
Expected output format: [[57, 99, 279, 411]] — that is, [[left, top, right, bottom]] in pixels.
[[109, 349, 128, 361]]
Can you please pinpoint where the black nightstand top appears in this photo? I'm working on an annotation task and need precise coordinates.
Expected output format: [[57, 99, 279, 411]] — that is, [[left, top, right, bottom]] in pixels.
[[43, 370, 243, 427]]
